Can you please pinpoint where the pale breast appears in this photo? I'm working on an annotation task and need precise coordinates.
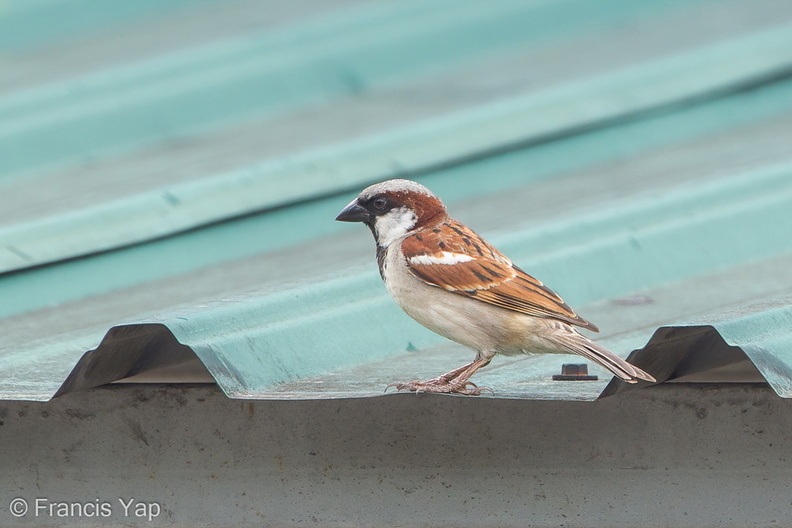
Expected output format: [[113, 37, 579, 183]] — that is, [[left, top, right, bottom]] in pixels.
[[380, 240, 537, 354]]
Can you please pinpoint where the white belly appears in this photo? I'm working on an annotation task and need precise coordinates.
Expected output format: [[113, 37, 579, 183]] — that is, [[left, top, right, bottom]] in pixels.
[[380, 241, 547, 355]]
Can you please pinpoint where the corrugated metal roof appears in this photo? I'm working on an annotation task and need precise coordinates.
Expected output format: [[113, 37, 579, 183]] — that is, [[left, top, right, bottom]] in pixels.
[[1, 0, 792, 401]]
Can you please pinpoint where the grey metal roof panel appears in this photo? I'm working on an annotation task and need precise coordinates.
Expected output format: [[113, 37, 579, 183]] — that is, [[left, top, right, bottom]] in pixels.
[[2, 0, 792, 401]]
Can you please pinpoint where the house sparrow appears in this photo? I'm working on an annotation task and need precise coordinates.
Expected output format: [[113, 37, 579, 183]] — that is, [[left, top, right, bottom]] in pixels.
[[336, 179, 655, 395]]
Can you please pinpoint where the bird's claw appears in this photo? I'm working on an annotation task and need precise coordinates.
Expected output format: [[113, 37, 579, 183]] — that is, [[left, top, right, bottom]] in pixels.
[[385, 379, 489, 396]]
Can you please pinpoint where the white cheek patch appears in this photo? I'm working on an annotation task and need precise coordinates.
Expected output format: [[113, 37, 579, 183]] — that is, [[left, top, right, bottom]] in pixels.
[[409, 251, 475, 265], [374, 207, 418, 247]]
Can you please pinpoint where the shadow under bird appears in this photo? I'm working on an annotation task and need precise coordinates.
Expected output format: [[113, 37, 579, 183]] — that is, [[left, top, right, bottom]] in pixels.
[[336, 179, 655, 395]]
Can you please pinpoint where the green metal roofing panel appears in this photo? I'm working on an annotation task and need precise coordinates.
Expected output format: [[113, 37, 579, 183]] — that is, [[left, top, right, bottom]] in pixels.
[[1, 0, 792, 401], [2, 26, 792, 272], [3, 0, 792, 273]]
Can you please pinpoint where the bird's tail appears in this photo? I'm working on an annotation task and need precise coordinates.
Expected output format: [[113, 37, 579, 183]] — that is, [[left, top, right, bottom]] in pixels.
[[550, 329, 656, 384]]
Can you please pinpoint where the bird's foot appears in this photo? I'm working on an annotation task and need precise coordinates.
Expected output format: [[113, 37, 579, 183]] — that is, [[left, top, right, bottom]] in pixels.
[[386, 378, 488, 396]]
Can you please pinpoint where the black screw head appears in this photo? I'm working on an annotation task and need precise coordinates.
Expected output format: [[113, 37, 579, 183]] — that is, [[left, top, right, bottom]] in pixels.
[[552, 363, 599, 381]]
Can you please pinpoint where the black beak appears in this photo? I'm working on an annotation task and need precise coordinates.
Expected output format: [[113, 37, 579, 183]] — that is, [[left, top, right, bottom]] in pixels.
[[335, 200, 370, 223]]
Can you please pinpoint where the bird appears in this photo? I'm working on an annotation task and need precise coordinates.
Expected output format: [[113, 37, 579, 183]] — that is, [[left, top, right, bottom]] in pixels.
[[335, 179, 655, 395]]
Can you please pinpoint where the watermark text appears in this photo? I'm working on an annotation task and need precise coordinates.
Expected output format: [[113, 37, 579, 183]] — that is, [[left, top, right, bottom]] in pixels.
[[9, 498, 161, 521]]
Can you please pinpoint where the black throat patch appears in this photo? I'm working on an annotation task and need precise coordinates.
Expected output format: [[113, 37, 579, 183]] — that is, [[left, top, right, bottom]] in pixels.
[[376, 244, 388, 280]]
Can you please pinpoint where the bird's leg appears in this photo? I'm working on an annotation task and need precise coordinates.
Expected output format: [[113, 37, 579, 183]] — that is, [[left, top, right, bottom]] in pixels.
[[387, 356, 492, 396], [433, 362, 474, 383]]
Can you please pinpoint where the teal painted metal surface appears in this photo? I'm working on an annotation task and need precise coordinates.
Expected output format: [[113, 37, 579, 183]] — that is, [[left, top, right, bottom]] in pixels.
[[3, 1, 792, 273], [2, 22, 791, 273], [3, 161, 792, 400], [0, 0, 696, 177], [2, 0, 792, 401], [3, 77, 792, 319], [0, 0, 220, 52]]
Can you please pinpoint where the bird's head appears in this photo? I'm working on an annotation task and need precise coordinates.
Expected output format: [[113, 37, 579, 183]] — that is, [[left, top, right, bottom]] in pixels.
[[335, 179, 446, 247]]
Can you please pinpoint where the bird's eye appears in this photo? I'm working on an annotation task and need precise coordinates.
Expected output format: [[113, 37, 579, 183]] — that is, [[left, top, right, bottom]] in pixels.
[[372, 197, 388, 211]]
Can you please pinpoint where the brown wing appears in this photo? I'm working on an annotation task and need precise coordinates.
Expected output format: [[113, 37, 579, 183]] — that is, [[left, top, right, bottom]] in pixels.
[[401, 221, 599, 332]]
